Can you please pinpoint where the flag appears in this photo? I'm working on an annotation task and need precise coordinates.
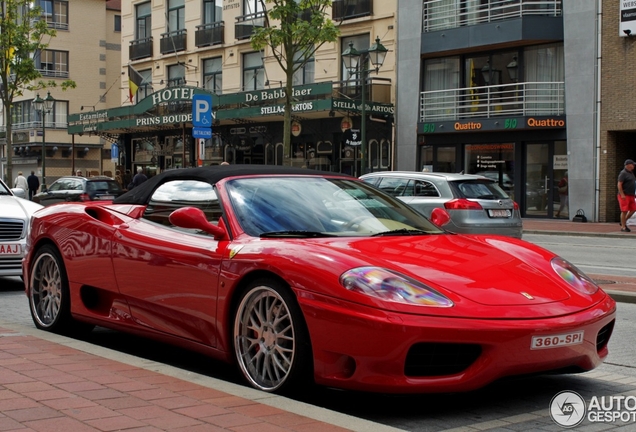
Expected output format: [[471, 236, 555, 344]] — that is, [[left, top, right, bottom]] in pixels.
[[128, 64, 144, 103]]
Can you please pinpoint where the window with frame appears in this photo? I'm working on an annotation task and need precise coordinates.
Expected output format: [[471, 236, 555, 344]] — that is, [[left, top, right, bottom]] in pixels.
[[292, 52, 314, 86], [114, 15, 121, 32], [11, 101, 33, 128], [167, 63, 186, 87], [203, 0, 222, 23], [36, 50, 69, 78], [243, 52, 264, 91], [341, 34, 369, 82], [138, 69, 153, 100], [168, 0, 185, 32], [203, 58, 222, 93], [136, 2, 152, 39], [244, 0, 264, 15], [37, 0, 68, 30]]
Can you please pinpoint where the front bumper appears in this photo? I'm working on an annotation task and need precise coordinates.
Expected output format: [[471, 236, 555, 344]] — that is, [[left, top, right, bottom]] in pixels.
[[298, 290, 616, 393]]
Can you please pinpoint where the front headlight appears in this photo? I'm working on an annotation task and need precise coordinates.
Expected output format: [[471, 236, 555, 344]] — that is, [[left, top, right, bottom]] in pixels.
[[340, 267, 454, 307], [551, 257, 599, 295]]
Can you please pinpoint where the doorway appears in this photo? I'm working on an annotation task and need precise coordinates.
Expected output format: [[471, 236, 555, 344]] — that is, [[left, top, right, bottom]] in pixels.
[[524, 141, 568, 218]]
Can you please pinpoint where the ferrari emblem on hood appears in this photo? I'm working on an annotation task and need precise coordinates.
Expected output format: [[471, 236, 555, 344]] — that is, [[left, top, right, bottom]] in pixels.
[[521, 292, 535, 300]]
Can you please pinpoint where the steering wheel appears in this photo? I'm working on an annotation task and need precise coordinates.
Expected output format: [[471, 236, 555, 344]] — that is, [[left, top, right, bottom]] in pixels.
[[342, 215, 373, 231]]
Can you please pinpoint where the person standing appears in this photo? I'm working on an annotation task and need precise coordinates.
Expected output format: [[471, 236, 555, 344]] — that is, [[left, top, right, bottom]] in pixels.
[[555, 171, 568, 218], [27, 171, 40, 200], [131, 167, 148, 189], [13, 171, 28, 194], [618, 159, 636, 232]]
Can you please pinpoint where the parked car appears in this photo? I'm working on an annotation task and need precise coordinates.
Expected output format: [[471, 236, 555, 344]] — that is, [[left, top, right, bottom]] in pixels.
[[32, 176, 124, 206], [360, 171, 522, 238], [0, 179, 43, 278], [24, 166, 615, 394]]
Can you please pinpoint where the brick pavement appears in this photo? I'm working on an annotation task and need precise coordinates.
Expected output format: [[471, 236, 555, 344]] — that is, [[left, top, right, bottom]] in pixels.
[[0, 322, 399, 432]]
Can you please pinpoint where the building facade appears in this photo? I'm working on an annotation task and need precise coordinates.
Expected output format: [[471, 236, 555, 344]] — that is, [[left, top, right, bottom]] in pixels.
[[1, 0, 122, 188], [396, 0, 608, 221], [68, 0, 396, 181]]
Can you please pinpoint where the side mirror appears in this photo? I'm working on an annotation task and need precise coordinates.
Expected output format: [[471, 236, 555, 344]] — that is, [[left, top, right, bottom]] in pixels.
[[430, 207, 451, 227], [169, 207, 226, 240], [11, 188, 26, 199]]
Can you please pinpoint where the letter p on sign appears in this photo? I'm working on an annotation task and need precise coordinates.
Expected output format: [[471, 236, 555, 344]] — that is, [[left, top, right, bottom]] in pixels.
[[192, 94, 212, 128]]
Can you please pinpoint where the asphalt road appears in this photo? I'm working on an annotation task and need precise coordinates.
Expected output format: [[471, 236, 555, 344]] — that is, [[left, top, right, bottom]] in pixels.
[[3, 263, 636, 431]]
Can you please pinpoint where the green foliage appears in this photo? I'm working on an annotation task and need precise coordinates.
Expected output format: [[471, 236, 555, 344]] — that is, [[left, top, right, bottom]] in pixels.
[[0, 0, 76, 181], [250, 0, 340, 164]]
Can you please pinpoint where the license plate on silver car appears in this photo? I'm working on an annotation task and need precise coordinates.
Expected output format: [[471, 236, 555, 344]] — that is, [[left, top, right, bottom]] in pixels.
[[97, 195, 115, 200], [488, 209, 511, 218]]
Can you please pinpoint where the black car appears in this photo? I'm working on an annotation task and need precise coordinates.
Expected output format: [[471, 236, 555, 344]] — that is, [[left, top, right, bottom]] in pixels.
[[33, 176, 124, 206]]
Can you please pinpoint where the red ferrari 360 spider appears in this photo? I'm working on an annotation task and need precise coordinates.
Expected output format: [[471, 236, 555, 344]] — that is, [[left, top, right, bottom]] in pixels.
[[23, 166, 615, 394]]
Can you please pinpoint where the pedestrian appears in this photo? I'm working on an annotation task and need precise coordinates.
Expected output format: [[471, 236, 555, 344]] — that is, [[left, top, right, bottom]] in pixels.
[[220, 161, 230, 166], [13, 171, 28, 194], [555, 171, 568, 218], [27, 170, 40, 200], [130, 167, 148, 189], [617, 159, 636, 232], [76, 169, 83, 176]]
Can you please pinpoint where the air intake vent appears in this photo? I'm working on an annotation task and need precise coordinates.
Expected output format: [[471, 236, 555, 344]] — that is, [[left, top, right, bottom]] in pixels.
[[405, 343, 482, 377], [596, 320, 615, 352]]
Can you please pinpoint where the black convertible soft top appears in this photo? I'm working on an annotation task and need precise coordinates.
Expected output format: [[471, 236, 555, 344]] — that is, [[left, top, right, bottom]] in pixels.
[[113, 164, 352, 205]]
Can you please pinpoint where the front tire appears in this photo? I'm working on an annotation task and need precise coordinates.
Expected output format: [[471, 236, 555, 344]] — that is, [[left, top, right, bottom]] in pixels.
[[29, 245, 76, 333], [233, 279, 311, 393]]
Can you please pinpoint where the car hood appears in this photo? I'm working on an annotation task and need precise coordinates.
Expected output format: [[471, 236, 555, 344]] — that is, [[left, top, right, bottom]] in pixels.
[[343, 234, 570, 306], [254, 233, 588, 313], [0, 195, 43, 219]]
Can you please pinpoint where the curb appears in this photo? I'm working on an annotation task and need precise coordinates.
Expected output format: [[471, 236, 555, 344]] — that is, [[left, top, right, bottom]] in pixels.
[[605, 290, 636, 305], [523, 230, 629, 238]]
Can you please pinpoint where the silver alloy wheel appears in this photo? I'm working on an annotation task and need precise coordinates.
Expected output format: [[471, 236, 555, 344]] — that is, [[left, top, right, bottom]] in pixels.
[[30, 252, 63, 328], [234, 285, 296, 391]]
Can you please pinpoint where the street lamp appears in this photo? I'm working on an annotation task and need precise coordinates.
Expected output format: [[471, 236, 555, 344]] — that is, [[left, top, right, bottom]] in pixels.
[[342, 36, 387, 176], [32, 91, 55, 191]]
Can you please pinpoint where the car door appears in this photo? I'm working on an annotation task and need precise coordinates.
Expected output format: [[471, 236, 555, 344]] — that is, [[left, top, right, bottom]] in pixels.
[[111, 179, 225, 347], [398, 179, 445, 218]]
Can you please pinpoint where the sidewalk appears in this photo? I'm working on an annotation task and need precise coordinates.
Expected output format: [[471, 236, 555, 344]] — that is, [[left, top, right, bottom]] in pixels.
[[522, 218, 636, 303], [0, 320, 400, 432]]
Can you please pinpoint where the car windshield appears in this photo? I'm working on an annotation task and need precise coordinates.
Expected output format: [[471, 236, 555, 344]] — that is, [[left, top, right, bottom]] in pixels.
[[452, 180, 510, 199], [0, 179, 10, 195], [226, 177, 444, 237]]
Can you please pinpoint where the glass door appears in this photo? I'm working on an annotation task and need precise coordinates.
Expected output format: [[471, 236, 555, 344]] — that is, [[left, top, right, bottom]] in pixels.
[[524, 142, 568, 218]]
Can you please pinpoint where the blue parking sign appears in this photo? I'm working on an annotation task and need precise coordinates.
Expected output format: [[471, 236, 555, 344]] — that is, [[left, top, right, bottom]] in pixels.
[[192, 94, 212, 128]]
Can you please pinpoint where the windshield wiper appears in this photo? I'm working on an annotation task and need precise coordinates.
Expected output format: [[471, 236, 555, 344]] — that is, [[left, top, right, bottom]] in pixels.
[[371, 229, 432, 237], [260, 230, 337, 238]]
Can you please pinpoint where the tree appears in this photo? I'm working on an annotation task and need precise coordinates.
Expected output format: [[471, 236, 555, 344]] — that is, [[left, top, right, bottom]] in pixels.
[[250, 0, 339, 165], [0, 0, 75, 183]]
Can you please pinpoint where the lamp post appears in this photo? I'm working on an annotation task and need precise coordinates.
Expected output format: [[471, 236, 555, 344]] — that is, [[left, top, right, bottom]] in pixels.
[[33, 92, 55, 191], [342, 36, 387, 176]]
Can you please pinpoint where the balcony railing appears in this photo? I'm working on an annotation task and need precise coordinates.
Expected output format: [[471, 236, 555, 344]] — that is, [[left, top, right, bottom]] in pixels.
[[195, 22, 224, 47], [423, 0, 562, 32], [235, 12, 265, 40], [419, 81, 564, 121], [333, 77, 392, 104], [161, 29, 187, 54], [36, 69, 69, 79], [129, 37, 153, 60], [332, 0, 373, 20]]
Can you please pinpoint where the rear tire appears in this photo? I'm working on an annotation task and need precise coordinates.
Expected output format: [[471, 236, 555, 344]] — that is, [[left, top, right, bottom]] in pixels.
[[29, 245, 93, 335], [233, 279, 312, 393]]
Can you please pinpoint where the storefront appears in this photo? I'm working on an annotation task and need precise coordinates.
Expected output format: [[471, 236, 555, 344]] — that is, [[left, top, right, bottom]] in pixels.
[[68, 84, 394, 179], [418, 116, 567, 218]]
